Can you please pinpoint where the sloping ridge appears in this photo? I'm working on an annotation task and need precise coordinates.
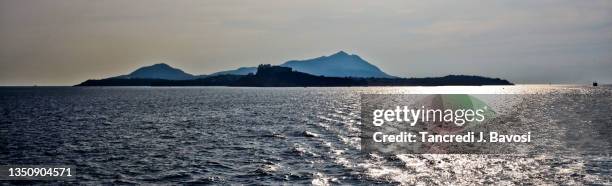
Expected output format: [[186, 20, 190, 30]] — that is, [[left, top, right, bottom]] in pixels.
[[209, 67, 257, 76]]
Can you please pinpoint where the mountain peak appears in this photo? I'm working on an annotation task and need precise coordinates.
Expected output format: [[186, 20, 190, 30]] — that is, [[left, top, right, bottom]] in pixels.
[[134, 63, 179, 73], [150, 63, 171, 68], [330, 51, 349, 57]]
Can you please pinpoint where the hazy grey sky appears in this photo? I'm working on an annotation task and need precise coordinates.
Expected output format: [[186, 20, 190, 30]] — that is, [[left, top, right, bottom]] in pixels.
[[1, 0, 611, 85]]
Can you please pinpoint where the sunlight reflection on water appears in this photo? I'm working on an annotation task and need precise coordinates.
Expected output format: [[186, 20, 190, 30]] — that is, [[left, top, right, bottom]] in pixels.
[[1, 85, 610, 185]]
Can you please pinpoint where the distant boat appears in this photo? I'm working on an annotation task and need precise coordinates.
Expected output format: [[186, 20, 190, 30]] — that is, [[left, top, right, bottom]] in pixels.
[[593, 82, 598, 86]]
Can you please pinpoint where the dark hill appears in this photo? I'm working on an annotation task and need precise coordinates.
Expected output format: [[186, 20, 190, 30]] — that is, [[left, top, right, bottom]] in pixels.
[[232, 64, 366, 87], [113, 63, 195, 80]]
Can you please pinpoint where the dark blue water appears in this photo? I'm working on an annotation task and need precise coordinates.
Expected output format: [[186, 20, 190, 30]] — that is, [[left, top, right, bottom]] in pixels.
[[1, 86, 610, 185]]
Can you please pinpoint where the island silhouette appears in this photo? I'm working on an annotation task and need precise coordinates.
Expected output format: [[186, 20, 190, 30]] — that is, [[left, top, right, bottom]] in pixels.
[[76, 51, 512, 87]]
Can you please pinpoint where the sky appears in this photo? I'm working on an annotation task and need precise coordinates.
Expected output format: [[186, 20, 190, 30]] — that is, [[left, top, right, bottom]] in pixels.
[[1, 0, 611, 85]]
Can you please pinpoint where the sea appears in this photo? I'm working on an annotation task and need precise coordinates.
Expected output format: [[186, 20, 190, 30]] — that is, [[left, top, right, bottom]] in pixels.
[[0, 85, 610, 185]]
